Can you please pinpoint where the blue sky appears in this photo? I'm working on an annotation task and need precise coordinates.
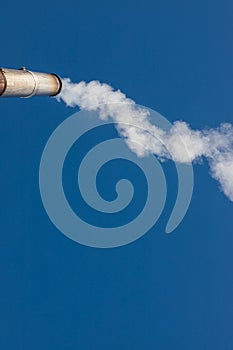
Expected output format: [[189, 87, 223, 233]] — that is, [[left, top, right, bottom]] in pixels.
[[1, 0, 233, 349]]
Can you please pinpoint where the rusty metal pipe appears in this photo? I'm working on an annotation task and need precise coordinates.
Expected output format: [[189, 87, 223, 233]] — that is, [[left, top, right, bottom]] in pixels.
[[0, 67, 62, 98]]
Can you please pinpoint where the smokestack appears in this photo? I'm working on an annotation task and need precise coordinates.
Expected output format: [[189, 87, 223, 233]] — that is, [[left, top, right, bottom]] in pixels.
[[0, 67, 62, 98]]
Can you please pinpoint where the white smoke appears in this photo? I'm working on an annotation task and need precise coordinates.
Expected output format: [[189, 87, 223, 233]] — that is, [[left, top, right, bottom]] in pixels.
[[56, 78, 233, 202]]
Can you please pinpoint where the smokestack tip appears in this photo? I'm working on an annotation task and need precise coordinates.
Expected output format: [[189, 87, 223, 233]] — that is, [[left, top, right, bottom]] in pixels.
[[50, 73, 62, 97]]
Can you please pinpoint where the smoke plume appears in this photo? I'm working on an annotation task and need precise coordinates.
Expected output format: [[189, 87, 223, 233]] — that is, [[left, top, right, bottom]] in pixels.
[[56, 78, 233, 202]]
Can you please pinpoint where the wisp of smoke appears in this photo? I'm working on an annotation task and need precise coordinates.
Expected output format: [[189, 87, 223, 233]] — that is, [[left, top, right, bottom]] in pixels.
[[56, 78, 233, 202]]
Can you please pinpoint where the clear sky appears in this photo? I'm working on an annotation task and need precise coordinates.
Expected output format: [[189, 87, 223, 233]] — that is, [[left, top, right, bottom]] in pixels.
[[1, 0, 233, 349]]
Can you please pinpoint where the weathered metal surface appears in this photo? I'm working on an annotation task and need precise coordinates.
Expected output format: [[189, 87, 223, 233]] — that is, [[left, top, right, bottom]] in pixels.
[[0, 68, 62, 97]]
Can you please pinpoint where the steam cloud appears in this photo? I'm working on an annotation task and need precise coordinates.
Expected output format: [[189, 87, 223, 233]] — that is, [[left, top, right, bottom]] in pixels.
[[56, 78, 233, 202]]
